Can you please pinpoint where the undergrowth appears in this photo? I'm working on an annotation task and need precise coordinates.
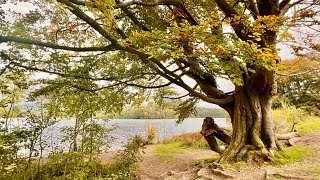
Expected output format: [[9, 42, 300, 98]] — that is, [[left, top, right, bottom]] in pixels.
[[1, 135, 145, 180]]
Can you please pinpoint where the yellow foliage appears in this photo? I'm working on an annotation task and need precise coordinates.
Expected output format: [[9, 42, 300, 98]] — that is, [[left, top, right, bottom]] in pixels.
[[147, 125, 157, 144]]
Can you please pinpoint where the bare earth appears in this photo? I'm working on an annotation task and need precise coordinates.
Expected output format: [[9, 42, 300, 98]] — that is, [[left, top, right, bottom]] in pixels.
[[136, 131, 320, 180]]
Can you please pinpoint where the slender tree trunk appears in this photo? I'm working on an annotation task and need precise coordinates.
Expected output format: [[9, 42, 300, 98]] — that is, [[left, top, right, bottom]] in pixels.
[[219, 69, 278, 162]]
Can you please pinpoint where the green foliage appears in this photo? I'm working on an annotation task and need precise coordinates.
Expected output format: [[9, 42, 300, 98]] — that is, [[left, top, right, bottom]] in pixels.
[[174, 98, 199, 123], [0, 135, 144, 180], [104, 135, 145, 179], [273, 107, 320, 134], [1, 0, 318, 168], [276, 56, 320, 116], [273, 106, 305, 133], [272, 146, 313, 166], [0, 104, 57, 179]]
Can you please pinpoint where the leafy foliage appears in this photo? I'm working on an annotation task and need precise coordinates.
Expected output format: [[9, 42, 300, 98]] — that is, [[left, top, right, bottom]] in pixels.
[[276, 55, 320, 115], [0, 0, 319, 164], [174, 98, 199, 123]]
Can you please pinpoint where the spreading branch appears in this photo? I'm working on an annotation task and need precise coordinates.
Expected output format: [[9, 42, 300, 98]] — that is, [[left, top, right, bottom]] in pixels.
[[279, 0, 305, 17], [2, 0, 234, 106], [213, 0, 267, 47], [9, 61, 118, 81], [0, 35, 117, 52], [69, 0, 184, 9], [57, 0, 119, 45], [115, 0, 150, 31]]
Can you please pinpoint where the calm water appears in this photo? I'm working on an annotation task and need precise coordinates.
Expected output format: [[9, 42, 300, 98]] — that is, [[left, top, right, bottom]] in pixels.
[[107, 118, 227, 150], [2, 118, 226, 154]]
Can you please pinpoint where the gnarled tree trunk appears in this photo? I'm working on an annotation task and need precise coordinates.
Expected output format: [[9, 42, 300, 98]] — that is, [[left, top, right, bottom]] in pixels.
[[219, 69, 278, 162]]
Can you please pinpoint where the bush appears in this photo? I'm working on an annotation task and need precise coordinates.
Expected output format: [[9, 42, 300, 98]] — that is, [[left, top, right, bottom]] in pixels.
[[273, 106, 305, 133], [146, 125, 157, 144], [1, 135, 145, 180]]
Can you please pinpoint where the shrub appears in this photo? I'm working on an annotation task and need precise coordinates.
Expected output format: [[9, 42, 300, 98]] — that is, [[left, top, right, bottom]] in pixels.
[[273, 106, 305, 133], [2, 135, 145, 180], [146, 125, 157, 144]]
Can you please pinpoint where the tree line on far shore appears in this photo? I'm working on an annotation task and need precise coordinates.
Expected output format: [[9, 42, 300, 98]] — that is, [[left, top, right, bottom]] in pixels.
[[101, 104, 226, 119]]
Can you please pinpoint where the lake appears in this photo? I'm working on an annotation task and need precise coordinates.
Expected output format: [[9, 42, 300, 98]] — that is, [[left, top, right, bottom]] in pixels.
[[107, 118, 227, 150], [2, 117, 227, 154]]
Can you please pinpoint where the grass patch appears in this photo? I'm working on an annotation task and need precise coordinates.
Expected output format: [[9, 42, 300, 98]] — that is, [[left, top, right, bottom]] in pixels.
[[272, 146, 313, 166], [162, 132, 209, 149], [162, 132, 228, 150], [153, 143, 192, 161], [296, 116, 320, 134]]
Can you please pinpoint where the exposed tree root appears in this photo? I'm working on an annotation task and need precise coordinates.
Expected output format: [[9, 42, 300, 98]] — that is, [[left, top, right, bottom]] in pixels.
[[276, 132, 301, 140], [162, 162, 235, 179], [276, 132, 302, 146], [287, 137, 301, 146]]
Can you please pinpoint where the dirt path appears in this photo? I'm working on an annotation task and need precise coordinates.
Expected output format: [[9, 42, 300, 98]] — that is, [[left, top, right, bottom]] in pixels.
[[136, 130, 320, 180], [138, 147, 218, 179]]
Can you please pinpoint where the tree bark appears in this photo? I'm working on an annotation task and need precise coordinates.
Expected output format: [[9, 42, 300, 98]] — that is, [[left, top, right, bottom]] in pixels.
[[276, 132, 301, 140], [201, 117, 231, 154], [219, 70, 278, 162]]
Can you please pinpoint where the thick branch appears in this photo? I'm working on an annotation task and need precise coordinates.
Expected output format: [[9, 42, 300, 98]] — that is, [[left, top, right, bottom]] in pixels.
[[0, 63, 11, 76], [213, 0, 267, 47], [123, 81, 173, 89], [0, 35, 117, 52], [280, 0, 304, 17], [276, 132, 301, 140], [119, 45, 234, 105], [69, 0, 183, 9], [115, 0, 150, 31], [115, 0, 183, 8], [248, 0, 259, 18], [279, 0, 290, 10], [57, 0, 118, 45], [9, 61, 117, 81]]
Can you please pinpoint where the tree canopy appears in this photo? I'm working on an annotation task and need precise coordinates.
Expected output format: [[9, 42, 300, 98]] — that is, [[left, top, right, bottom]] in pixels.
[[0, 0, 319, 162], [275, 55, 320, 115]]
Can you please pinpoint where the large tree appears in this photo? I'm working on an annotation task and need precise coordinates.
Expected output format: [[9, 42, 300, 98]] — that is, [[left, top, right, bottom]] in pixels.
[[0, 0, 319, 162]]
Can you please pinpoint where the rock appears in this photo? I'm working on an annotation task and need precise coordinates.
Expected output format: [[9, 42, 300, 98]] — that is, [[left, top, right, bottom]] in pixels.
[[197, 167, 216, 179], [161, 171, 176, 179], [208, 162, 225, 171], [197, 166, 235, 179]]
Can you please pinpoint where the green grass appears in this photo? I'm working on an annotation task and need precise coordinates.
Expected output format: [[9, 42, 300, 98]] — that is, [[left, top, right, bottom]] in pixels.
[[296, 116, 320, 134], [162, 132, 208, 147], [153, 143, 192, 161], [272, 146, 314, 166], [153, 132, 216, 161]]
